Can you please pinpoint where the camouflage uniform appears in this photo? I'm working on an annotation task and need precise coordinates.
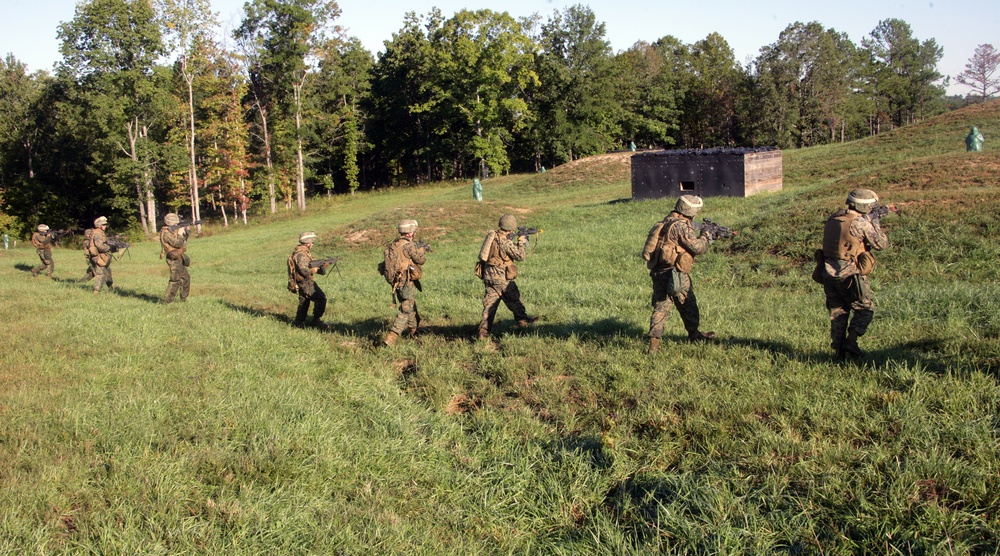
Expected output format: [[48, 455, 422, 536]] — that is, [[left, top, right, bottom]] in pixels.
[[80, 228, 96, 282], [822, 189, 889, 359], [89, 217, 114, 293], [477, 215, 534, 339], [645, 212, 712, 343], [160, 214, 191, 303], [30, 225, 54, 277], [385, 232, 427, 342], [290, 233, 327, 328]]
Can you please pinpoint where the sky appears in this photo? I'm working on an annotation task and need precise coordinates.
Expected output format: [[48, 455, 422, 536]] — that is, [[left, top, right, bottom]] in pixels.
[[1, 0, 997, 96]]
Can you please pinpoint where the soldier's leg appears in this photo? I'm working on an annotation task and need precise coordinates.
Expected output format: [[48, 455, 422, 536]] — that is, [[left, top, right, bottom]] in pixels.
[[647, 272, 672, 339], [164, 261, 180, 303], [311, 284, 327, 324], [92, 266, 106, 292], [479, 283, 503, 336], [825, 279, 850, 357], [844, 276, 875, 356], [670, 273, 702, 338], [43, 252, 53, 277], [178, 265, 191, 301], [105, 266, 113, 289], [390, 285, 415, 335], [294, 286, 312, 325], [500, 280, 530, 323]]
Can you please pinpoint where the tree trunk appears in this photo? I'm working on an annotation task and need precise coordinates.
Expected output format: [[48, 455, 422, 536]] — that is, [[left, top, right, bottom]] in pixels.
[[184, 58, 202, 234]]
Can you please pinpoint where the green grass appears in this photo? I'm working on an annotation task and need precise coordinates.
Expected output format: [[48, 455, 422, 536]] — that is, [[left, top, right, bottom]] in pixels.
[[2, 101, 1000, 554]]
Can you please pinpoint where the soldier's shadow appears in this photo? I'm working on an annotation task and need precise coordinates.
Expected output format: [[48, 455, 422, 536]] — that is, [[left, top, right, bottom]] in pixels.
[[14, 263, 34, 273], [489, 316, 646, 344], [221, 300, 390, 341], [109, 287, 162, 304]]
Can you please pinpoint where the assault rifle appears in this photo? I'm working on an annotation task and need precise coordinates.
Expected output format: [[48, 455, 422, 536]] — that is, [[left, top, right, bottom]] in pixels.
[[413, 239, 433, 253], [169, 219, 202, 233], [507, 226, 543, 241], [698, 218, 737, 241], [865, 203, 896, 223], [41, 229, 72, 242], [309, 256, 342, 276]]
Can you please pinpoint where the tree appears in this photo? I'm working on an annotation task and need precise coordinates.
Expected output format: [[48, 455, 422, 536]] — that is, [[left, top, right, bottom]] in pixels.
[[956, 44, 1000, 102], [610, 41, 681, 150], [57, 0, 168, 235], [157, 0, 218, 230], [235, 0, 341, 212], [861, 19, 945, 131], [678, 33, 744, 147], [534, 4, 618, 165]]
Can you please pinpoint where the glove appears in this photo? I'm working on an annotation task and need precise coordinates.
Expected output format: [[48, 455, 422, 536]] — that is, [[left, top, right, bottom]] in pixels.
[[517, 235, 528, 246]]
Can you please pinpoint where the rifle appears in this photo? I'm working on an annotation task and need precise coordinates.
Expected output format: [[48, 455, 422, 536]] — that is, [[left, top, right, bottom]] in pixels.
[[507, 226, 543, 241], [413, 239, 433, 253], [698, 218, 737, 241], [309, 257, 343, 276], [107, 235, 131, 260], [169, 219, 202, 233], [41, 229, 72, 242], [865, 203, 896, 223]]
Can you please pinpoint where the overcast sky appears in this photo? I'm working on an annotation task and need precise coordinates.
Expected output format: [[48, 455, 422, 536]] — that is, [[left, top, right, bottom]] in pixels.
[[2, 0, 996, 96]]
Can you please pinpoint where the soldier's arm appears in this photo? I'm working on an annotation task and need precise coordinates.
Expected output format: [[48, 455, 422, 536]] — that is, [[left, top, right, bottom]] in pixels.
[[677, 223, 710, 256], [406, 242, 426, 265], [94, 235, 110, 253], [161, 231, 185, 249], [294, 251, 315, 276], [498, 235, 526, 261], [855, 219, 888, 251]]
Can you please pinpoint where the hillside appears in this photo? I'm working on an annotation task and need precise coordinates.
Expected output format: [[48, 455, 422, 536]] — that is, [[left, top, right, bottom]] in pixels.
[[1, 100, 998, 554]]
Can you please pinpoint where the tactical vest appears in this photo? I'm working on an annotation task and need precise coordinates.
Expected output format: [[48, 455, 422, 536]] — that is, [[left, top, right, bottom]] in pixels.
[[823, 209, 865, 261]]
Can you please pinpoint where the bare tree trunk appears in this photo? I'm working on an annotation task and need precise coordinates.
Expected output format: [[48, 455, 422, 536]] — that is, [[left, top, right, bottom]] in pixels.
[[183, 56, 202, 234], [125, 119, 150, 237], [293, 74, 307, 211]]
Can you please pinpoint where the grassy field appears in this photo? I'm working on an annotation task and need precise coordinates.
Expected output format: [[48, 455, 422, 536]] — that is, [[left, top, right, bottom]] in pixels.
[[1, 101, 999, 554]]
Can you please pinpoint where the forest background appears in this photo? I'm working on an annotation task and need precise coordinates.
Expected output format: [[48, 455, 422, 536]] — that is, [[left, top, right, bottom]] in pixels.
[[0, 0, 997, 237]]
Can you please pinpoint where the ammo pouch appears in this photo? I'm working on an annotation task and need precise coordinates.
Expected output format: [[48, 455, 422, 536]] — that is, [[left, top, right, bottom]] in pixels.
[[95, 252, 111, 267], [843, 274, 870, 303], [666, 268, 685, 296], [287, 280, 299, 294], [674, 252, 694, 274], [182, 254, 191, 267], [408, 264, 423, 281], [505, 264, 517, 281], [474, 261, 484, 279], [856, 251, 876, 276], [811, 249, 825, 284]]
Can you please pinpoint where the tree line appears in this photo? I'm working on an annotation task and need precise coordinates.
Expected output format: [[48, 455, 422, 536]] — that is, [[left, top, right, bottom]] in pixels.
[[0, 1, 963, 236]]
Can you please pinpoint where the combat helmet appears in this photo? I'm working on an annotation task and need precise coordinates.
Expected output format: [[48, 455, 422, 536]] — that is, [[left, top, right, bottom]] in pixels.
[[94, 216, 108, 227], [499, 214, 518, 231], [397, 219, 418, 234], [164, 213, 180, 226], [299, 231, 317, 244], [846, 189, 878, 214], [37, 224, 49, 232], [674, 195, 704, 218]]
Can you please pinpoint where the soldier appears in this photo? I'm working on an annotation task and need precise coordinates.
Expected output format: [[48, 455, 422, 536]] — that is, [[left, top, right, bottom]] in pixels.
[[160, 213, 191, 303], [642, 195, 717, 354], [382, 219, 427, 346], [88, 216, 114, 293], [288, 231, 331, 329], [79, 228, 96, 282], [30, 224, 55, 277], [476, 214, 537, 341], [821, 188, 889, 360]]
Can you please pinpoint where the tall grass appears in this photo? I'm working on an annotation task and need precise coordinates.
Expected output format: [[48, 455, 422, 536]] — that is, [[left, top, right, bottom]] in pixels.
[[1, 101, 999, 554]]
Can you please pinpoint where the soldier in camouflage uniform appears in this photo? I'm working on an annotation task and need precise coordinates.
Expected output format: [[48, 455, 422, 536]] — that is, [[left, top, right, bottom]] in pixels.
[[88, 216, 114, 293], [160, 213, 191, 303], [289, 231, 330, 329], [822, 188, 889, 360], [476, 214, 536, 340], [30, 224, 55, 277], [383, 220, 427, 346], [79, 228, 96, 282], [642, 195, 717, 354]]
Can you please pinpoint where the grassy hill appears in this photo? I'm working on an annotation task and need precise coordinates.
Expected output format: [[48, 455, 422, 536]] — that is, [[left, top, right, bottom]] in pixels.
[[1, 100, 999, 553]]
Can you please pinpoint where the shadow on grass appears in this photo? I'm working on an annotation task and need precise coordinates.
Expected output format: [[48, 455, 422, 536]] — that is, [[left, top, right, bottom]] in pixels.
[[13, 263, 35, 273], [109, 287, 162, 304], [543, 434, 613, 471]]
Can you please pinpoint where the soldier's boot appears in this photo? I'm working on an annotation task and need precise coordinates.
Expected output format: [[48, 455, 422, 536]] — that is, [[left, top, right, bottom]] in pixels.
[[383, 331, 399, 347], [31, 268, 39, 277], [516, 316, 539, 328], [408, 327, 418, 338], [311, 320, 330, 331], [842, 332, 865, 358], [688, 331, 717, 343], [647, 337, 661, 354], [476, 328, 490, 341]]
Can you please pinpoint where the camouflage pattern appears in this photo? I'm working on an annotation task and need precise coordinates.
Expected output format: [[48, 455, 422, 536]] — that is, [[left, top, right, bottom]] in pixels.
[[160, 226, 190, 303], [389, 238, 427, 335], [822, 206, 889, 354], [646, 212, 711, 340], [478, 230, 529, 335], [291, 243, 326, 326], [90, 226, 113, 293], [30, 231, 54, 277], [80, 229, 95, 282]]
